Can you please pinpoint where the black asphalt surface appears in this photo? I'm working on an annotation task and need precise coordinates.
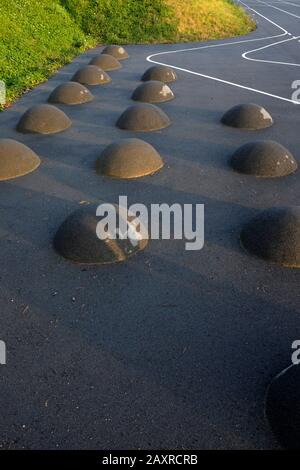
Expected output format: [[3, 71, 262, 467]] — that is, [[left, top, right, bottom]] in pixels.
[[0, 0, 299, 450]]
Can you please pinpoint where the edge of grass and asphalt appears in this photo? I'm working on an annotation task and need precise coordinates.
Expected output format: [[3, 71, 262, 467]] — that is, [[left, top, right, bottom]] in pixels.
[[0, 0, 256, 109]]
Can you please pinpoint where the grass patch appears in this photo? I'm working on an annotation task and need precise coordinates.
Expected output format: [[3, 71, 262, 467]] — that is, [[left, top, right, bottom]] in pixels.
[[0, 0, 95, 108], [61, 0, 177, 44], [166, 0, 256, 41], [0, 0, 255, 109], [62, 0, 255, 44]]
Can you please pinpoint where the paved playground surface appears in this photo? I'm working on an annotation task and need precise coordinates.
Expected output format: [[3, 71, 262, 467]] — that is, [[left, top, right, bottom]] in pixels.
[[0, 0, 299, 449]]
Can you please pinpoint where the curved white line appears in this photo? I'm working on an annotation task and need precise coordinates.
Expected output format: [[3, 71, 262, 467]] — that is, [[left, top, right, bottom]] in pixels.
[[146, 0, 300, 105], [276, 1, 300, 8], [146, 0, 290, 62], [242, 36, 300, 67], [237, 0, 300, 67], [240, 0, 288, 34], [259, 0, 300, 18], [235, 0, 300, 67]]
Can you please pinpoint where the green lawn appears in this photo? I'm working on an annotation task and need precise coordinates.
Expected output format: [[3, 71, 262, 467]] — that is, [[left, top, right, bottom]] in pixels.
[[61, 0, 177, 44], [0, 0, 255, 109], [0, 0, 94, 108]]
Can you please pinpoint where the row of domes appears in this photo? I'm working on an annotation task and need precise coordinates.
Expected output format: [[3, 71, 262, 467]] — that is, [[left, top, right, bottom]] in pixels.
[[1, 45, 300, 447], [52, 43, 150, 262], [13, 100, 275, 135], [101, 48, 300, 450], [0, 45, 299, 273], [3, 133, 296, 182]]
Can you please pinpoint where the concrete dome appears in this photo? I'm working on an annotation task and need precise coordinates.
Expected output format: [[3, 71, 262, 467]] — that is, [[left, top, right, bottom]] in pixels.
[[71, 65, 111, 85], [116, 103, 171, 132], [221, 103, 273, 130], [90, 54, 122, 71], [17, 104, 71, 134], [230, 141, 297, 177], [48, 82, 93, 105], [54, 204, 148, 264], [96, 138, 163, 179], [0, 139, 40, 180], [241, 207, 300, 267], [102, 45, 129, 60], [132, 80, 174, 104], [266, 365, 300, 449], [142, 65, 177, 83]]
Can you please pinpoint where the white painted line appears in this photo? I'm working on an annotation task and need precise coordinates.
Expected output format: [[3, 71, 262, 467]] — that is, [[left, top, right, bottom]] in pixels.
[[240, 0, 288, 34], [277, 0, 300, 7], [146, 0, 300, 105], [272, 0, 300, 8], [239, 0, 300, 67], [242, 36, 300, 67], [259, 0, 300, 19]]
